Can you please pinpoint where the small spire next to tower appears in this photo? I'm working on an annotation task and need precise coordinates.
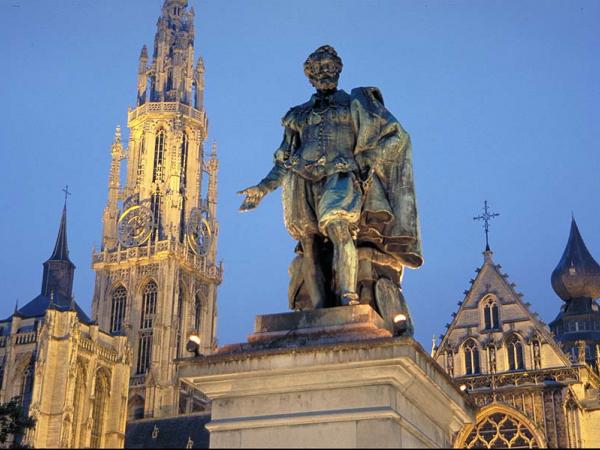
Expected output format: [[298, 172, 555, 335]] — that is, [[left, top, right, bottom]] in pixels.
[[50, 195, 71, 262], [551, 216, 600, 302]]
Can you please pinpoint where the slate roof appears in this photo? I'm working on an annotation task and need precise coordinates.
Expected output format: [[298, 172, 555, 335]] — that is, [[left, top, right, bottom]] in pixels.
[[125, 414, 211, 449], [3, 294, 91, 324]]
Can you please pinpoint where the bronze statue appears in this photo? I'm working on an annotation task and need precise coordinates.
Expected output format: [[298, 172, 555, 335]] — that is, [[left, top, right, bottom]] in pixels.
[[239, 45, 422, 332]]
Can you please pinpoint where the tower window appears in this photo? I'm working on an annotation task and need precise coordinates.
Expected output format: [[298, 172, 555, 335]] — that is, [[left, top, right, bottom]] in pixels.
[[464, 339, 480, 375], [141, 282, 157, 330], [507, 335, 525, 371], [152, 129, 166, 182], [194, 292, 202, 331], [482, 297, 499, 330], [151, 192, 162, 239], [176, 284, 185, 358], [110, 286, 127, 334], [180, 132, 189, 189], [137, 331, 153, 375], [137, 281, 157, 374], [137, 134, 145, 184]]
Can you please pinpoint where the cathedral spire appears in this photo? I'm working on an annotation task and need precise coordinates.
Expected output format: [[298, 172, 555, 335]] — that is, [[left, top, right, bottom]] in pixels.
[[141, 0, 196, 105], [551, 216, 600, 302], [49, 202, 71, 262], [41, 200, 76, 305]]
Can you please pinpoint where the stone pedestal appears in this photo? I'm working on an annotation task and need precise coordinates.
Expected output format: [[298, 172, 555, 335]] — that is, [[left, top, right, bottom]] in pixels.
[[178, 306, 474, 448]]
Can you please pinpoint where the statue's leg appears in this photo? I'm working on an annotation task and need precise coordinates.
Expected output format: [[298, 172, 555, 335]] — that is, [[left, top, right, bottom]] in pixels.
[[326, 220, 358, 306], [300, 235, 326, 309]]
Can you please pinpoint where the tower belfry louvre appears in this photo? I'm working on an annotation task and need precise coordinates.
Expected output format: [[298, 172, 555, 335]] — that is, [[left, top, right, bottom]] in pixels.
[[91, 0, 221, 419]]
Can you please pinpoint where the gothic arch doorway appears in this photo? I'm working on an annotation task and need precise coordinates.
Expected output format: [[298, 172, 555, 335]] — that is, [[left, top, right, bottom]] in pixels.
[[454, 403, 546, 449]]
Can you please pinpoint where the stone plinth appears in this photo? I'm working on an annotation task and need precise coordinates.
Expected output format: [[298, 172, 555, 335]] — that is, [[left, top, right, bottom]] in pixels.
[[249, 305, 391, 346], [178, 306, 474, 448]]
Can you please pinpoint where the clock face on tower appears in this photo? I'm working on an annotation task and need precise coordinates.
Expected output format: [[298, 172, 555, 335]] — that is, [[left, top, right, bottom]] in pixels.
[[187, 208, 211, 256], [117, 203, 154, 248]]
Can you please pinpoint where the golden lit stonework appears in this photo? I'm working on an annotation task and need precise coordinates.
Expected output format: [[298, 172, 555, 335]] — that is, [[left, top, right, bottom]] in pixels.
[[91, 0, 221, 421]]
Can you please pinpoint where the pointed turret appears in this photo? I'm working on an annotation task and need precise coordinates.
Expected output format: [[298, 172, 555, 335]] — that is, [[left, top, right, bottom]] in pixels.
[[101, 126, 124, 250], [551, 217, 600, 302], [143, 0, 195, 104], [549, 217, 600, 367], [41, 204, 75, 306], [50, 205, 70, 261]]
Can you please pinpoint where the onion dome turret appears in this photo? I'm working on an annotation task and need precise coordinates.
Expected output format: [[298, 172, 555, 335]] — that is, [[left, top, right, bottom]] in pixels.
[[551, 217, 600, 302]]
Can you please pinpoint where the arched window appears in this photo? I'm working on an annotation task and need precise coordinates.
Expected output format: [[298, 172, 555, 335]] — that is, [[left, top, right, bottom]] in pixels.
[[110, 286, 127, 333], [176, 283, 185, 358], [464, 339, 480, 375], [457, 405, 544, 448], [90, 371, 110, 448], [151, 191, 162, 239], [20, 363, 34, 409], [137, 282, 157, 374], [180, 132, 189, 189], [140, 282, 157, 329], [71, 363, 86, 448], [194, 293, 202, 331], [152, 129, 166, 182], [136, 134, 145, 184], [128, 395, 145, 420], [507, 335, 525, 371], [483, 297, 500, 330]]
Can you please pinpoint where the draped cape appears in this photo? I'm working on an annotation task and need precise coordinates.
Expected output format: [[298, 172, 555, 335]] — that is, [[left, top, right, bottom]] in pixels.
[[350, 87, 423, 269]]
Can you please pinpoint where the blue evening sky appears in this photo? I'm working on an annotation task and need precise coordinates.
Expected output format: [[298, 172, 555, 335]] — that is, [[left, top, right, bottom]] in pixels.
[[1, 0, 599, 349]]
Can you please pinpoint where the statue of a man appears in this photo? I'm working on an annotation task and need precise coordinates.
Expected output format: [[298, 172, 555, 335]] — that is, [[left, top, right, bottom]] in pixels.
[[239, 46, 422, 326]]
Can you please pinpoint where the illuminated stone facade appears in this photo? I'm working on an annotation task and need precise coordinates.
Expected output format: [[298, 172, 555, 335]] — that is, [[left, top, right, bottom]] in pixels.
[[0, 208, 130, 448], [91, 0, 221, 420], [434, 249, 600, 448]]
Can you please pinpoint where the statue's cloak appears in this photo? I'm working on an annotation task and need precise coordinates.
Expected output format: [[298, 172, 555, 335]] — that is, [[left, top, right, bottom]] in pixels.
[[350, 87, 423, 270]]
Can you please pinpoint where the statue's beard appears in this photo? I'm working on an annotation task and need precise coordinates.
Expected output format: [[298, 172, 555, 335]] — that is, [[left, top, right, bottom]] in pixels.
[[308, 74, 339, 91]]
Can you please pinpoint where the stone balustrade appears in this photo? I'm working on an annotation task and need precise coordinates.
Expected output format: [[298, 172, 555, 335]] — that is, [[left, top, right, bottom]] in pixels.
[[79, 336, 119, 363], [15, 331, 37, 345], [92, 238, 222, 281], [128, 102, 206, 123]]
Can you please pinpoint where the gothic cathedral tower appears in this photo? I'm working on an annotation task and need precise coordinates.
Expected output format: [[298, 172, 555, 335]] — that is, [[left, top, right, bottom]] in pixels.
[[91, 0, 221, 419]]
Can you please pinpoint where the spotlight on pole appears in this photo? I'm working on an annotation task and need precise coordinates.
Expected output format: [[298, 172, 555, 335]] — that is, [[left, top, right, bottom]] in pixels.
[[393, 313, 408, 336], [186, 334, 202, 357], [459, 384, 468, 393]]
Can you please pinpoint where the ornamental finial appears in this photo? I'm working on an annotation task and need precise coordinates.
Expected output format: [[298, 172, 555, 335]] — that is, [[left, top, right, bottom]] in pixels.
[[473, 201, 500, 252]]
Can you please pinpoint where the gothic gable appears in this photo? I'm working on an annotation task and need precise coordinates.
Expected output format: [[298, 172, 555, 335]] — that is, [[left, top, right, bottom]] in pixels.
[[435, 251, 570, 377]]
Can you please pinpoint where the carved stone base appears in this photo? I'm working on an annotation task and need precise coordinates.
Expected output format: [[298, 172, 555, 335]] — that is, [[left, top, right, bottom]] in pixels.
[[247, 305, 391, 347], [178, 307, 474, 448]]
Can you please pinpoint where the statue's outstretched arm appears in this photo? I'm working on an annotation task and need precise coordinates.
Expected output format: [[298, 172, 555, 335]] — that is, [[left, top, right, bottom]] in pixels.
[[238, 127, 297, 212]]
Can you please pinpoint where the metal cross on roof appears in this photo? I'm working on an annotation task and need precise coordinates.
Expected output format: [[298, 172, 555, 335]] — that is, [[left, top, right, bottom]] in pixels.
[[62, 185, 72, 206], [473, 200, 500, 251]]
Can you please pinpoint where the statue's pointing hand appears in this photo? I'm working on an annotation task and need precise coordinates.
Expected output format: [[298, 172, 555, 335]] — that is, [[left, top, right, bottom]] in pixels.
[[237, 185, 266, 212]]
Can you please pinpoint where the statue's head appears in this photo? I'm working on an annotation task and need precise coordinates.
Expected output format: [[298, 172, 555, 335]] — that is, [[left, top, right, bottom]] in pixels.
[[304, 45, 343, 91]]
